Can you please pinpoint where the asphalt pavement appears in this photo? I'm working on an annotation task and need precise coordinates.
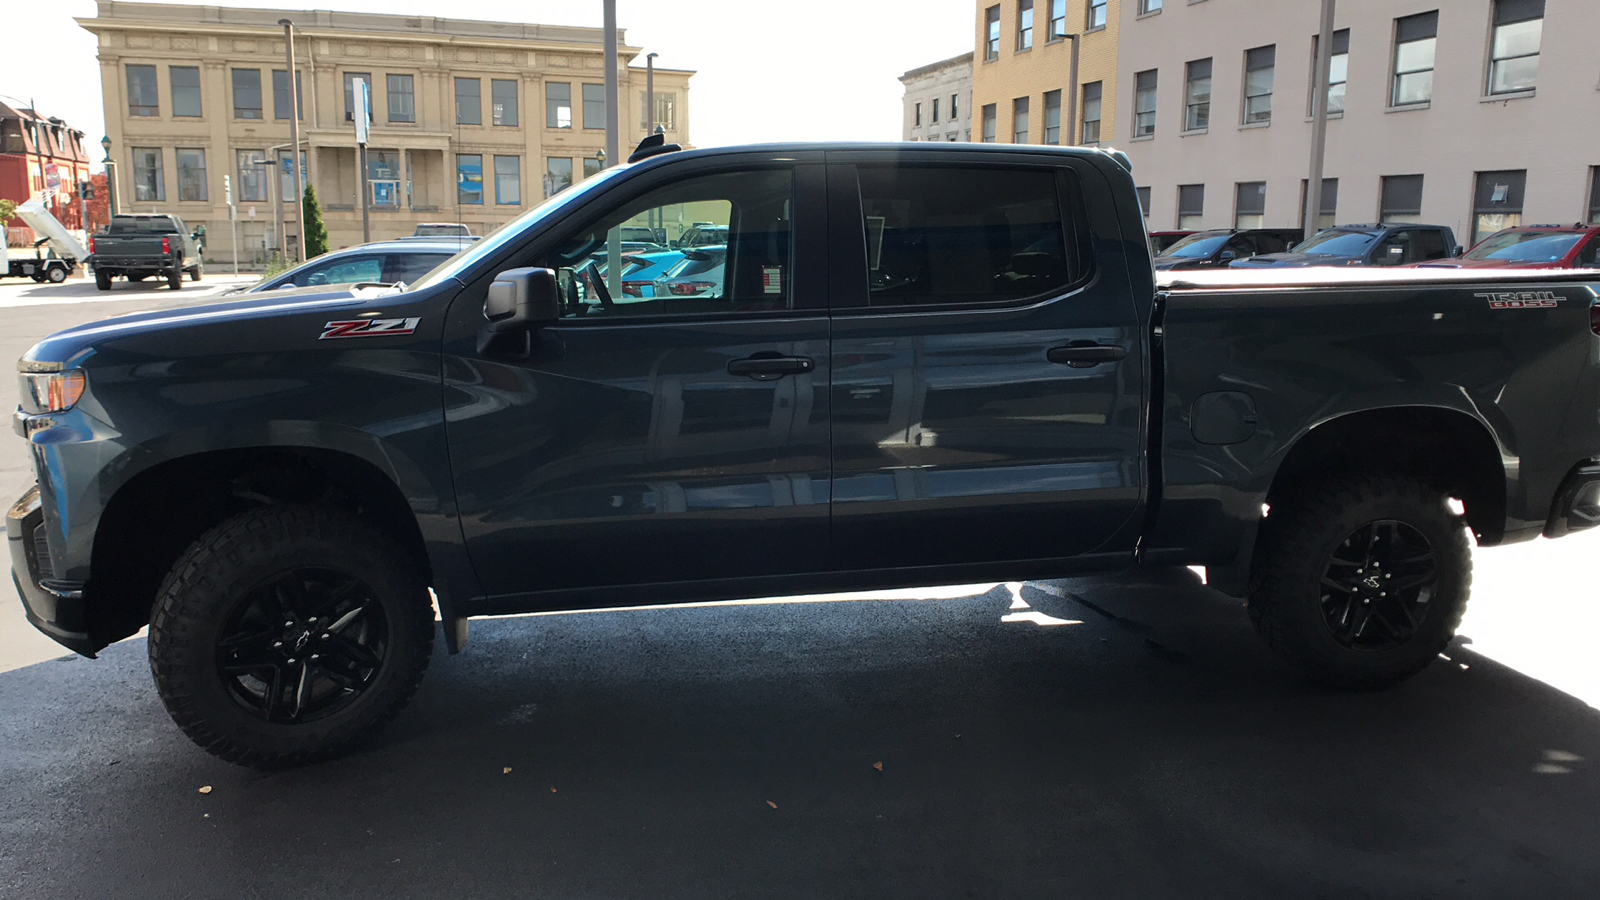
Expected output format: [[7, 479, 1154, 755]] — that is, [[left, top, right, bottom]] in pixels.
[[1, 271, 1598, 898]]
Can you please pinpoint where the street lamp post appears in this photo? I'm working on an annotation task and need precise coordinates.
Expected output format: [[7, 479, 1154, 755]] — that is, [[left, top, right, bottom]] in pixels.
[[100, 135, 118, 217], [645, 52, 658, 138], [1304, 0, 1337, 240], [1062, 34, 1080, 146], [280, 18, 307, 263]]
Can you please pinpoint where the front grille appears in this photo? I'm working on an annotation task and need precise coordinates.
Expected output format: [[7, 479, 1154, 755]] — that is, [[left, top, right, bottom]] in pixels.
[[32, 528, 55, 582]]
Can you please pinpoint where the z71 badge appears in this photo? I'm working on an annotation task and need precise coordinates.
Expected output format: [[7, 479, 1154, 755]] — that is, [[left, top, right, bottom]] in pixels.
[[319, 317, 422, 339], [1476, 291, 1563, 310]]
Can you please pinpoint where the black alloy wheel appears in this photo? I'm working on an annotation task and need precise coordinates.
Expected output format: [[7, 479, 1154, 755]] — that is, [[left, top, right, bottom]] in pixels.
[[1318, 519, 1437, 652], [216, 567, 389, 724]]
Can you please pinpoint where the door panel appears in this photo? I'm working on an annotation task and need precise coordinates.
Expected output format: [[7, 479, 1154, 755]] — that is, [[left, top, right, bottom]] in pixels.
[[826, 156, 1146, 571]]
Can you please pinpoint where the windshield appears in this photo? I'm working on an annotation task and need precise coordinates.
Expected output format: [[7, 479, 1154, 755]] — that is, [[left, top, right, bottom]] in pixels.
[[1468, 231, 1584, 262], [1161, 233, 1230, 258], [409, 164, 634, 290], [1294, 230, 1378, 256]]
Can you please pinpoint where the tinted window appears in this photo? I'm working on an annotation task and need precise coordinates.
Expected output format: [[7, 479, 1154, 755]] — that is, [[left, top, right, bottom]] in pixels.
[[1296, 230, 1376, 256], [856, 166, 1078, 307], [1164, 233, 1229, 258], [386, 253, 453, 284], [1577, 237, 1600, 267], [278, 255, 383, 288], [540, 169, 793, 318], [1412, 229, 1451, 261]]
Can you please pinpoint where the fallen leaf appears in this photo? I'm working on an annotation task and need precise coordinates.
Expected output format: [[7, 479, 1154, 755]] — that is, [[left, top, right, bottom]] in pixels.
[[198, 786, 213, 794], [872, 762, 884, 772], [766, 800, 778, 809], [503, 767, 512, 775]]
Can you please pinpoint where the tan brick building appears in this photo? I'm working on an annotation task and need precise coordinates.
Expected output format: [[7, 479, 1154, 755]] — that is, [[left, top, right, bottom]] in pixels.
[[79, 1, 693, 262], [970, 0, 1122, 147]]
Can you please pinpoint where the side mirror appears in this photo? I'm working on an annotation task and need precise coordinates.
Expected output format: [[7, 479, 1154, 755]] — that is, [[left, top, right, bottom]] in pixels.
[[1454, 245, 1465, 257], [275, 281, 297, 289], [485, 267, 561, 334], [1218, 250, 1237, 262]]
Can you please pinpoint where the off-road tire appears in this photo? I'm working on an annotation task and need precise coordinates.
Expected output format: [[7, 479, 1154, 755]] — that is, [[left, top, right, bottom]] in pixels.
[[188, 263, 202, 282], [167, 266, 182, 290], [94, 269, 111, 290], [148, 506, 435, 767], [1248, 474, 1471, 688]]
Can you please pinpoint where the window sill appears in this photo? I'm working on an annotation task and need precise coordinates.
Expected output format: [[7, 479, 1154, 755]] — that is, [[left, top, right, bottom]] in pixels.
[[1181, 128, 1208, 137], [1481, 89, 1535, 103], [1386, 101, 1430, 113], [983, 55, 999, 64], [1136, 9, 1162, 19], [1015, 46, 1033, 55], [1303, 112, 1344, 122], [1238, 121, 1271, 130], [1084, 25, 1106, 35], [1129, 134, 1155, 142]]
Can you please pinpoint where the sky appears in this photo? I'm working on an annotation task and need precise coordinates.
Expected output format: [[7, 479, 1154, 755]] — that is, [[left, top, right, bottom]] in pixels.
[[4, 0, 978, 167]]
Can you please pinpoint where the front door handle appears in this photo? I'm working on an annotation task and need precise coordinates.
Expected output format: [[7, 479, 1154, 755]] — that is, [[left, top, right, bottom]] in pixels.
[[727, 354, 815, 380], [1047, 343, 1128, 368]]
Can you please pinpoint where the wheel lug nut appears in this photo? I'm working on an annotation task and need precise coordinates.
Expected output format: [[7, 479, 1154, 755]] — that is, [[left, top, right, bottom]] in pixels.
[[308, 617, 318, 624], [321, 633, 331, 640], [284, 620, 294, 628], [310, 654, 319, 661], [273, 641, 283, 649], [1379, 592, 1386, 597], [287, 657, 297, 665]]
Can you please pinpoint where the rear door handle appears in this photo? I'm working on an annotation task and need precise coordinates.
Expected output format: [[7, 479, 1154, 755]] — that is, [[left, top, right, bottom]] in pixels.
[[1047, 343, 1128, 368], [727, 355, 815, 380]]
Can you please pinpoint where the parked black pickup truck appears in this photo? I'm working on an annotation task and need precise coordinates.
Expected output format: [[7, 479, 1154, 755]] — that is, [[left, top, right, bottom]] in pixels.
[[1231, 223, 1461, 268], [12, 139, 1600, 767], [88, 214, 203, 290]]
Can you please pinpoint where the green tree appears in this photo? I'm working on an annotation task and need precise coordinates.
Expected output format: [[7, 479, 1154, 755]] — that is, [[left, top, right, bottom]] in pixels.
[[302, 184, 330, 258], [0, 198, 16, 231]]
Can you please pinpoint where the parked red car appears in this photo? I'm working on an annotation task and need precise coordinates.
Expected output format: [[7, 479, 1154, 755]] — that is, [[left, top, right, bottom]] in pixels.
[[1410, 224, 1600, 270]]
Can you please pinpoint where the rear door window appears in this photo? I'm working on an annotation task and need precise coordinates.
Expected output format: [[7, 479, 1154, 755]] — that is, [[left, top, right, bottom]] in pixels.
[[385, 253, 452, 284], [854, 166, 1082, 308], [1413, 229, 1450, 261]]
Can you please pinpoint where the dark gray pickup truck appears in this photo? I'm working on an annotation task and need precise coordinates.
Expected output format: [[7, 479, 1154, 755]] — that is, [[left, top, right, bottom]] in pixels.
[[88, 214, 204, 290], [11, 139, 1600, 767]]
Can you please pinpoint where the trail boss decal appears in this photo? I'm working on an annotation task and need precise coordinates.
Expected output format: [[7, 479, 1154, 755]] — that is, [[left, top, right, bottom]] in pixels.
[[1476, 290, 1563, 310], [319, 317, 422, 339]]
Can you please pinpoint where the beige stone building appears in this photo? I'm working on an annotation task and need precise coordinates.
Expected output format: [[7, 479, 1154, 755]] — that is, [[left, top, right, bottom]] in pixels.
[[970, 0, 1122, 147], [79, 1, 694, 262], [1118, 0, 1600, 243], [901, 53, 974, 142]]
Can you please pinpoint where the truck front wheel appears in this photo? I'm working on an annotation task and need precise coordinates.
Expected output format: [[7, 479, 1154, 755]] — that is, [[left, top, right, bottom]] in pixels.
[[167, 266, 183, 290], [47, 265, 67, 283], [148, 506, 435, 767], [1248, 474, 1471, 688]]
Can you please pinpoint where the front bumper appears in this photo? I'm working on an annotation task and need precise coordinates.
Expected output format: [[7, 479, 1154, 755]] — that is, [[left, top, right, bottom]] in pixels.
[[7, 485, 95, 657], [1544, 461, 1600, 539]]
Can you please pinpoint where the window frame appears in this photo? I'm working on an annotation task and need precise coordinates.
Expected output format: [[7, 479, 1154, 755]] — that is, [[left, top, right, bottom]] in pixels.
[[1379, 174, 1425, 224], [492, 79, 519, 127], [127, 65, 159, 117], [1487, 0, 1543, 96], [170, 66, 202, 118], [1242, 45, 1276, 125], [494, 155, 522, 205], [1234, 181, 1266, 229], [1139, 0, 1163, 13], [981, 104, 998, 142], [985, 5, 1002, 60], [1588, 167, 1600, 225], [1043, 90, 1062, 145], [455, 77, 483, 126], [1133, 70, 1158, 138], [1309, 30, 1350, 115], [1472, 168, 1528, 246], [1018, 0, 1034, 51], [1087, 0, 1108, 30], [387, 74, 416, 124], [1185, 58, 1212, 132], [1012, 96, 1030, 143], [273, 69, 304, 121], [1177, 183, 1204, 230], [1391, 11, 1438, 107], [1081, 82, 1103, 143], [131, 147, 165, 202], [344, 71, 373, 123], [1048, 0, 1067, 40], [457, 153, 485, 206], [236, 149, 267, 203], [546, 82, 573, 129]]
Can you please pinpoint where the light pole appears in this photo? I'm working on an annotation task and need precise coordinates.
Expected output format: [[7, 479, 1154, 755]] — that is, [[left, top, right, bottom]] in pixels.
[[1063, 34, 1080, 145], [645, 52, 658, 138], [1304, 0, 1337, 239], [253, 158, 281, 265], [100, 135, 118, 217], [280, 18, 307, 263]]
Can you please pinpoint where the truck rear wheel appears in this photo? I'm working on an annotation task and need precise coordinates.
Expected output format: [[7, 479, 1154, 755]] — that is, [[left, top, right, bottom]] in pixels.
[[167, 266, 183, 290], [188, 263, 202, 282], [148, 506, 435, 767], [1248, 474, 1471, 688], [94, 269, 111, 290]]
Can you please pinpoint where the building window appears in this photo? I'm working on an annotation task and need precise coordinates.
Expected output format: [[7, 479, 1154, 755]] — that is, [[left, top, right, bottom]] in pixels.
[[1185, 59, 1211, 131], [230, 69, 263, 120], [582, 157, 603, 180], [367, 149, 401, 207], [1134, 70, 1158, 138], [1243, 46, 1275, 124], [387, 74, 415, 123], [175, 149, 207, 202], [342, 72, 372, 123], [1177, 184, 1204, 229], [1379, 174, 1424, 224], [1311, 30, 1350, 115], [951, 93, 959, 119], [933, 98, 941, 123], [455, 78, 482, 126], [545, 157, 573, 197], [1299, 177, 1338, 230], [1012, 97, 1030, 143], [1048, 0, 1067, 39], [1590, 168, 1600, 225], [490, 79, 519, 127], [1472, 169, 1526, 245], [1140, 0, 1163, 13], [915, 102, 922, 126], [640, 92, 677, 130], [1081, 82, 1102, 143], [1234, 182, 1266, 229], [278, 149, 306, 201], [1489, 0, 1543, 95], [1018, 0, 1034, 50], [582, 84, 604, 129], [981, 103, 997, 142], [273, 70, 303, 121], [1136, 186, 1151, 219], [132, 148, 164, 202], [494, 155, 521, 205], [170, 66, 201, 118], [546, 82, 572, 128], [1043, 90, 1062, 144], [1087, 0, 1107, 30], [1392, 12, 1438, 106], [457, 153, 484, 205], [237, 150, 267, 203], [985, 6, 1001, 60], [127, 65, 159, 117]]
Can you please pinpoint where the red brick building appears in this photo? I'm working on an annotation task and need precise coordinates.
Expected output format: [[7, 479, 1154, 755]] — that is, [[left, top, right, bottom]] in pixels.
[[1, 101, 94, 246]]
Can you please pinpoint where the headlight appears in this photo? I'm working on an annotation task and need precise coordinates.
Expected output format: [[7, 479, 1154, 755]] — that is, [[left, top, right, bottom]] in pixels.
[[18, 366, 86, 414]]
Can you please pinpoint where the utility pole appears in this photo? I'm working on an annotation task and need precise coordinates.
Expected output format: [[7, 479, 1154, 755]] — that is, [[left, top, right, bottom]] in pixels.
[[354, 77, 371, 243], [256, 157, 282, 264], [1304, 0, 1336, 239], [281, 18, 307, 263], [645, 51, 657, 137], [1065, 34, 1080, 145], [224, 173, 239, 275], [603, 0, 621, 299]]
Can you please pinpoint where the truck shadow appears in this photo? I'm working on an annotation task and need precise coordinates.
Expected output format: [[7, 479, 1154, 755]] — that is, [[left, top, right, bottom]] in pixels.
[[3, 573, 1598, 898]]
